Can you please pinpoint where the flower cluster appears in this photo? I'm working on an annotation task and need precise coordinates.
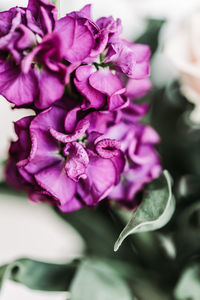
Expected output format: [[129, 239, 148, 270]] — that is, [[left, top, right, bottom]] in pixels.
[[3, 0, 161, 211]]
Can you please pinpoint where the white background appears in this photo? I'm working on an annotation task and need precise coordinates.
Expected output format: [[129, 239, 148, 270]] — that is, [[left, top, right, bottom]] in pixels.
[[0, 0, 200, 299]]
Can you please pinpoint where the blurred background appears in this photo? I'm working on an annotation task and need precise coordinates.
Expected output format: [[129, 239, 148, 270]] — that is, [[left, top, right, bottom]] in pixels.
[[1, 0, 200, 299]]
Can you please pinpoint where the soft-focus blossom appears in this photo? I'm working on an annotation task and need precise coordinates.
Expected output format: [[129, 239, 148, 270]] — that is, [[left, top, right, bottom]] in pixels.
[[106, 122, 162, 207], [165, 12, 200, 123]]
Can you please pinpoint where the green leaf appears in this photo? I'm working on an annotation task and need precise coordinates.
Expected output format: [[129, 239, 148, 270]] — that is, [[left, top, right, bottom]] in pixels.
[[114, 170, 175, 251], [174, 264, 200, 300], [70, 259, 133, 300], [0, 258, 78, 291]]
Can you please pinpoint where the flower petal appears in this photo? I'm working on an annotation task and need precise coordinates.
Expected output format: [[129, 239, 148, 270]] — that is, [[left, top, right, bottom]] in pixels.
[[0, 61, 38, 105], [35, 68, 65, 109], [89, 68, 123, 96], [35, 161, 76, 205], [55, 16, 94, 62], [64, 142, 89, 182]]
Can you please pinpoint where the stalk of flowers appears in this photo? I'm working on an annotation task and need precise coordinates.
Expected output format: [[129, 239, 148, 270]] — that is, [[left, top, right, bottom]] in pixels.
[[0, 1, 151, 110], [3, 0, 161, 212]]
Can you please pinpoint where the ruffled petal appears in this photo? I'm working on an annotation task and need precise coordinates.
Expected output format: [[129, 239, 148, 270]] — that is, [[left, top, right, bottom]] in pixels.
[[35, 161, 76, 205], [35, 68, 65, 109], [82, 150, 121, 203], [0, 60, 38, 105], [24, 105, 66, 174], [125, 78, 152, 99], [27, 0, 57, 34], [64, 142, 89, 181], [50, 118, 90, 143], [55, 16, 94, 62], [59, 196, 83, 212], [74, 65, 105, 109], [89, 68, 123, 96]]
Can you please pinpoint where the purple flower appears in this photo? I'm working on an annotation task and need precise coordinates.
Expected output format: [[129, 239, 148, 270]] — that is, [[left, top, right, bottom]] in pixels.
[[0, 2, 95, 109], [106, 122, 162, 207], [0, 3, 152, 109], [72, 13, 152, 107], [6, 101, 125, 212], [0, 0, 58, 107], [27, 0, 57, 35], [74, 65, 128, 110], [3, 2, 161, 212], [105, 40, 151, 79]]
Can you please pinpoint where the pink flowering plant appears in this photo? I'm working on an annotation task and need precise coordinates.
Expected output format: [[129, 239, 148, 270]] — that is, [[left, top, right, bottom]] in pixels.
[[0, 1, 178, 299]]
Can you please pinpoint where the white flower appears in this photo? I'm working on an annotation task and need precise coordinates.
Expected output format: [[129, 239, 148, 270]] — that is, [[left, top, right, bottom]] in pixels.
[[165, 12, 200, 123]]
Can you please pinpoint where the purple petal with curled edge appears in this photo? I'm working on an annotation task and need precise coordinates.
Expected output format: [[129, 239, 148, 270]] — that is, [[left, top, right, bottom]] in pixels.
[[90, 30, 108, 58], [110, 150, 125, 184], [87, 132, 102, 152], [55, 16, 94, 62], [35, 161, 76, 206], [21, 44, 42, 74], [125, 78, 152, 100], [75, 65, 95, 81], [0, 9, 31, 57], [64, 142, 89, 182], [122, 40, 151, 63], [34, 68, 65, 109], [89, 68, 123, 96], [27, 0, 57, 34], [0, 8, 21, 36], [18, 166, 35, 184], [29, 190, 53, 204], [16, 24, 36, 50], [78, 4, 92, 19], [129, 144, 160, 166], [95, 138, 121, 159], [131, 61, 150, 79], [50, 118, 90, 143], [74, 65, 105, 109], [141, 126, 160, 144], [64, 107, 80, 133], [96, 16, 122, 38], [108, 88, 128, 111], [24, 105, 66, 175], [0, 61, 38, 106], [59, 196, 83, 212], [26, 9, 43, 36], [86, 110, 116, 134], [106, 42, 136, 77], [82, 150, 120, 203]]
